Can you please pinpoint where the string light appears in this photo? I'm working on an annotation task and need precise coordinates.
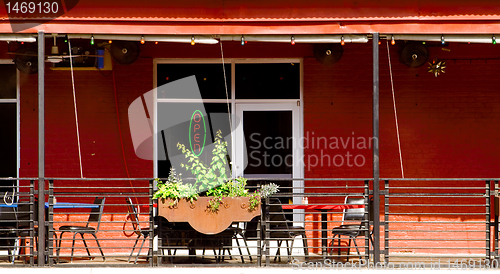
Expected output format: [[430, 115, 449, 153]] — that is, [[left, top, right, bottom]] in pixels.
[[108, 40, 112, 44], [241, 36, 245, 46], [155, 41, 158, 45], [493, 35, 497, 45], [291, 36, 295, 45], [441, 35, 445, 45], [191, 36, 195, 45], [340, 36, 345, 46], [391, 35, 395, 45], [140, 36, 145, 44], [90, 35, 94, 45]]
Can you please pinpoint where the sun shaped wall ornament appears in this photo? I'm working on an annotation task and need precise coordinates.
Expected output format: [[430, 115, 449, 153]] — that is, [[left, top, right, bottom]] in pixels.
[[428, 58, 446, 77]]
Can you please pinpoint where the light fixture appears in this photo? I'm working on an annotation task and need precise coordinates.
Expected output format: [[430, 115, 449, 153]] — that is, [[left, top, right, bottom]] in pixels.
[[140, 36, 145, 44], [493, 35, 497, 44], [291, 36, 295, 45], [191, 36, 195, 45], [108, 40, 112, 44], [391, 35, 395, 45], [441, 35, 445, 45], [241, 36, 245, 45], [90, 35, 94, 45], [51, 34, 59, 55], [340, 36, 345, 46], [155, 41, 158, 45]]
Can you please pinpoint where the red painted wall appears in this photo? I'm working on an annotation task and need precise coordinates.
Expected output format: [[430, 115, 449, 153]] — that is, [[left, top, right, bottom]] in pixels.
[[11, 40, 500, 254]]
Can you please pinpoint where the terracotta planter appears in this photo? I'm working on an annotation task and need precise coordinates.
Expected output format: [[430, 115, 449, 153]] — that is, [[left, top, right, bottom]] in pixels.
[[158, 197, 261, 234]]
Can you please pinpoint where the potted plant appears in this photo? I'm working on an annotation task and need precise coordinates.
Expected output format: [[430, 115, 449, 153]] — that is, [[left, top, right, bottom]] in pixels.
[[154, 130, 278, 234]]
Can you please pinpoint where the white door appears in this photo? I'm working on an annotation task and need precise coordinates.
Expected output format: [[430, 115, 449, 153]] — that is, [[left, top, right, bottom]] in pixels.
[[235, 103, 303, 221]]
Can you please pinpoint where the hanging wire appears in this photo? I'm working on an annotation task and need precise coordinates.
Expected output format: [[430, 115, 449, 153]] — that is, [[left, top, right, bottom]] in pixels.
[[219, 40, 233, 178], [386, 40, 405, 178], [68, 38, 84, 178]]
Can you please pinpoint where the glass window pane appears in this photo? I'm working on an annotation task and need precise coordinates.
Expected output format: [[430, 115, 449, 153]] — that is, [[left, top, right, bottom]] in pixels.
[[157, 64, 231, 99], [0, 103, 16, 191], [157, 103, 232, 178], [0, 65, 17, 99], [243, 110, 293, 175], [236, 63, 300, 99]]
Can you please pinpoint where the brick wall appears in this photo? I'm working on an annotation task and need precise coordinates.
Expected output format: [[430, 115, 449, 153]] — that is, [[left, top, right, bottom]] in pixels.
[[10, 40, 500, 254]]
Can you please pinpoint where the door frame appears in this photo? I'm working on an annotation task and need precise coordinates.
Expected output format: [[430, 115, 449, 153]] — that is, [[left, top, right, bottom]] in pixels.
[[235, 102, 304, 210], [0, 60, 20, 193]]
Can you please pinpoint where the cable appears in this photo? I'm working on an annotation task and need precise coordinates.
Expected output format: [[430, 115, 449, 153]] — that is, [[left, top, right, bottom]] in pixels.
[[386, 40, 405, 178], [68, 38, 84, 178], [112, 67, 139, 208], [219, 40, 233, 179]]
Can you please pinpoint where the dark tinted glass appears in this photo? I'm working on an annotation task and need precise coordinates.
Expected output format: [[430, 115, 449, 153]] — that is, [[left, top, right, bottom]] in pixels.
[[236, 63, 300, 99], [0, 65, 17, 99], [157, 102, 232, 179], [157, 64, 231, 99], [0, 103, 17, 190], [243, 110, 293, 175]]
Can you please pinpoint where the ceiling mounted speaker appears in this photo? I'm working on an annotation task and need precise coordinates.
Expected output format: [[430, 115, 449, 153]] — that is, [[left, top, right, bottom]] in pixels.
[[313, 43, 343, 65], [13, 47, 38, 74], [110, 41, 140, 65], [399, 42, 429, 68]]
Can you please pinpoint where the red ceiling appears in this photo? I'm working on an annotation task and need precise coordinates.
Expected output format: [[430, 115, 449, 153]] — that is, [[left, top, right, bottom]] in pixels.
[[1, 0, 500, 34]]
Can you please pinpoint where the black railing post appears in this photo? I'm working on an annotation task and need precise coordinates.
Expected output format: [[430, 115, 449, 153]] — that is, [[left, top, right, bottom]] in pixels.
[[264, 197, 270, 267], [48, 180, 54, 266], [364, 180, 369, 264], [149, 180, 154, 267], [495, 180, 499, 260], [37, 30, 45, 267], [486, 180, 491, 260], [29, 180, 34, 266], [372, 32, 381, 265], [384, 180, 389, 264]]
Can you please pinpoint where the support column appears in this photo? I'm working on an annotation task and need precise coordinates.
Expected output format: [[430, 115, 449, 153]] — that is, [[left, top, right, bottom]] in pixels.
[[372, 32, 381, 265], [37, 30, 45, 267]]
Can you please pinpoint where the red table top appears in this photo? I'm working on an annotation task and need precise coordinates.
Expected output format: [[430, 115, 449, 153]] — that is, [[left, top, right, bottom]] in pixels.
[[281, 204, 364, 210]]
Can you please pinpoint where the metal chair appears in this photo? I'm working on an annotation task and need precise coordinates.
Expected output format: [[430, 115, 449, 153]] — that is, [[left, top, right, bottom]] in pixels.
[[125, 197, 153, 264], [329, 196, 373, 262], [57, 197, 106, 262], [0, 193, 17, 264], [267, 198, 309, 262]]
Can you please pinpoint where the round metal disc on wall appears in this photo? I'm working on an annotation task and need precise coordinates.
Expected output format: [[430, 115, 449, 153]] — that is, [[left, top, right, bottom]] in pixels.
[[399, 42, 429, 68], [110, 41, 141, 65], [313, 43, 343, 65], [13, 48, 38, 74]]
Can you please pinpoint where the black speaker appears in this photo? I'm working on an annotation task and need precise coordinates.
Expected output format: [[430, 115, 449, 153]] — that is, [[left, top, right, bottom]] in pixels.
[[399, 42, 429, 68], [110, 41, 140, 65], [13, 47, 38, 74], [313, 43, 343, 65]]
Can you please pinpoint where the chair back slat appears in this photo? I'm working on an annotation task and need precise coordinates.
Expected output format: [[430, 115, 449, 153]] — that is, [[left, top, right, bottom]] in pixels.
[[125, 198, 142, 235], [87, 197, 105, 230], [343, 197, 365, 221]]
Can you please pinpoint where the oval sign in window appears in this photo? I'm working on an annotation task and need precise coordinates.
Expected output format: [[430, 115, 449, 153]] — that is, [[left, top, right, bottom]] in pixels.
[[189, 110, 207, 157]]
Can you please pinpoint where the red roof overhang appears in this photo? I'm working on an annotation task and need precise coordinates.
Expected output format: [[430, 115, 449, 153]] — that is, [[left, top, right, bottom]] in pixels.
[[1, 0, 500, 34]]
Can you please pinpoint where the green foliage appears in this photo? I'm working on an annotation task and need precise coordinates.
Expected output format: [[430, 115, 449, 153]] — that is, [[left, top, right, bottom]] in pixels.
[[178, 130, 229, 193], [154, 129, 279, 213], [260, 183, 280, 198], [153, 167, 198, 205]]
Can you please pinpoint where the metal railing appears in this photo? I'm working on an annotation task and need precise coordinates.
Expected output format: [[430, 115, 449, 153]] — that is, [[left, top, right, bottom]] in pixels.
[[383, 178, 497, 268], [0, 177, 498, 268]]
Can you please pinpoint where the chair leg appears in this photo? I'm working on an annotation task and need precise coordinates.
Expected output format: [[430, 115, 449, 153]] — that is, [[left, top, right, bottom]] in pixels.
[[134, 236, 147, 264], [351, 237, 361, 261], [300, 232, 310, 261], [239, 232, 252, 262], [233, 233, 245, 263], [80, 233, 92, 258], [128, 235, 140, 263], [91, 233, 105, 262], [71, 233, 77, 262], [57, 231, 66, 262]]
